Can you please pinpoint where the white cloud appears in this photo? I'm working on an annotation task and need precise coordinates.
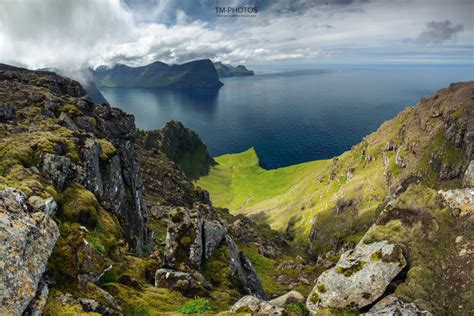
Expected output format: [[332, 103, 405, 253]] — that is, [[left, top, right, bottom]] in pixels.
[[0, 0, 472, 74]]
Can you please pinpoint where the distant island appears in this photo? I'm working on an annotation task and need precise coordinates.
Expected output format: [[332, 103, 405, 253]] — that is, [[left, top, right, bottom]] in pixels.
[[213, 62, 254, 77], [92, 59, 223, 89]]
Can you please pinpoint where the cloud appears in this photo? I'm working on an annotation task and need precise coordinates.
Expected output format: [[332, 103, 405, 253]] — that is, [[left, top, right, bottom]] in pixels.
[[416, 20, 464, 44], [0, 0, 472, 75]]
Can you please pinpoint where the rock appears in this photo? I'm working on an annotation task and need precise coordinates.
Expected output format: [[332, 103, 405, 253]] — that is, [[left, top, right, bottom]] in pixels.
[[0, 102, 16, 121], [306, 241, 406, 313], [59, 111, 79, 132], [80, 138, 103, 197], [101, 154, 126, 215], [163, 206, 203, 270], [438, 188, 474, 217], [258, 242, 278, 258], [78, 298, 116, 316], [75, 115, 98, 134], [154, 268, 212, 297], [118, 274, 142, 290], [77, 239, 113, 287], [39, 152, 77, 191], [463, 160, 474, 187], [27, 195, 58, 217], [203, 220, 226, 260], [269, 290, 305, 307], [226, 235, 266, 299], [0, 188, 59, 315], [363, 295, 432, 315], [24, 278, 49, 316], [229, 295, 284, 315]]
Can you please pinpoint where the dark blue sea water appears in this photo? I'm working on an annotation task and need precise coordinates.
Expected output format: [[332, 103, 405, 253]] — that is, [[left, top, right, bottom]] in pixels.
[[100, 65, 474, 169]]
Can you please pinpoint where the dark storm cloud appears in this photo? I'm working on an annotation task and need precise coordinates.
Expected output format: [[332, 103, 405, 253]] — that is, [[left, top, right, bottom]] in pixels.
[[416, 20, 464, 45]]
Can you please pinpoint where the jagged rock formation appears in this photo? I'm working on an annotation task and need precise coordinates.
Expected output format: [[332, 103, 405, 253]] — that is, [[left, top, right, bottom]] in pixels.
[[93, 59, 223, 89], [213, 62, 254, 77], [0, 188, 59, 315], [137, 120, 216, 179]]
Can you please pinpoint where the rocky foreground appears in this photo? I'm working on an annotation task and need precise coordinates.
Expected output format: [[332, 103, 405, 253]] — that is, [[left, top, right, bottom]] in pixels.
[[0, 63, 473, 315]]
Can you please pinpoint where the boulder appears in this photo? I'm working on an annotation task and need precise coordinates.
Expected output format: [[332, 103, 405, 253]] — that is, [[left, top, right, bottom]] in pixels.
[[362, 295, 432, 315], [27, 195, 58, 217], [269, 290, 305, 307], [438, 188, 474, 217], [229, 295, 284, 315], [463, 160, 474, 187], [59, 112, 79, 132], [0, 188, 59, 315], [226, 235, 266, 299], [77, 239, 113, 287], [0, 102, 15, 121], [154, 268, 211, 297], [306, 241, 406, 313], [39, 152, 77, 191], [203, 220, 226, 260]]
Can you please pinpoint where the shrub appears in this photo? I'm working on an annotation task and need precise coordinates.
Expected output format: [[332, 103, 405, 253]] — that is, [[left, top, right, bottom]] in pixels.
[[178, 299, 215, 314]]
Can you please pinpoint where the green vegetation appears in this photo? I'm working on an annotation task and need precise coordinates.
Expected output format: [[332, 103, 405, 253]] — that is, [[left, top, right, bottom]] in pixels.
[[178, 298, 216, 314], [60, 184, 100, 229], [336, 261, 366, 277], [98, 138, 116, 161]]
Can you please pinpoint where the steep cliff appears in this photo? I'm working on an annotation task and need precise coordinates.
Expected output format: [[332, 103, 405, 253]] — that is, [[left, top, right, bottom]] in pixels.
[[93, 59, 223, 89]]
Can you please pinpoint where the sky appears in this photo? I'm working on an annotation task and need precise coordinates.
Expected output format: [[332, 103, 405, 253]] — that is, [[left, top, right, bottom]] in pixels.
[[0, 0, 472, 72]]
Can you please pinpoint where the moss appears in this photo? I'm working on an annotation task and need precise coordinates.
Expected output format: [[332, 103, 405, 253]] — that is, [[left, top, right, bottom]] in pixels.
[[98, 138, 116, 161], [178, 298, 216, 314], [285, 303, 309, 316], [43, 300, 100, 315], [316, 284, 327, 293], [59, 104, 82, 117], [336, 261, 366, 277], [310, 293, 320, 304], [60, 184, 99, 229]]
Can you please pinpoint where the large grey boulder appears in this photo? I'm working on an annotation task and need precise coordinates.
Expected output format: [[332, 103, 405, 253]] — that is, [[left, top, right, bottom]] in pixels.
[[363, 295, 432, 316], [0, 188, 59, 315], [306, 241, 406, 314], [229, 295, 285, 315], [438, 188, 474, 217], [154, 268, 211, 297], [269, 290, 305, 307], [203, 220, 226, 260]]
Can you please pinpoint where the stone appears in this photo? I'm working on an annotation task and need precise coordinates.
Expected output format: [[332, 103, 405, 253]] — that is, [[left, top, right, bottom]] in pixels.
[[203, 220, 226, 260], [362, 295, 432, 315], [438, 188, 474, 217], [24, 278, 49, 316], [154, 268, 212, 297], [59, 111, 79, 132], [39, 152, 77, 191], [27, 195, 58, 217], [269, 290, 305, 307], [75, 115, 98, 134], [0, 188, 59, 315], [0, 102, 16, 121], [226, 235, 266, 299], [77, 239, 113, 287], [80, 138, 103, 197], [229, 295, 285, 315], [463, 160, 474, 187], [306, 241, 406, 314], [118, 274, 142, 290], [78, 298, 116, 316]]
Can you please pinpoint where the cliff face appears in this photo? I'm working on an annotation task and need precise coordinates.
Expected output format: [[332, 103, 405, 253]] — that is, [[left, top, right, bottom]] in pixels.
[[137, 120, 217, 180], [93, 59, 223, 89], [0, 64, 270, 315], [213, 62, 254, 77]]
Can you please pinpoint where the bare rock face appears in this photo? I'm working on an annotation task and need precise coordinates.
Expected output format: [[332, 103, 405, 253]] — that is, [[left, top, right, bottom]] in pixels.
[[229, 295, 285, 315], [39, 153, 77, 191], [203, 220, 226, 260], [0, 188, 59, 315], [269, 290, 305, 307], [363, 295, 432, 316], [306, 241, 406, 314], [226, 235, 266, 299], [154, 268, 212, 297]]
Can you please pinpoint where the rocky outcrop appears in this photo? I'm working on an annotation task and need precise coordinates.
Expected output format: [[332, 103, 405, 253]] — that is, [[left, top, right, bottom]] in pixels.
[[139, 120, 216, 179], [39, 153, 77, 191], [363, 295, 432, 316], [229, 295, 285, 315], [438, 188, 474, 217], [306, 241, 406, 314], [226, 235, 266, 299], [154, 269, 212, 297], [0, 188, 59, 315], [464, 160, 474, 187]]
